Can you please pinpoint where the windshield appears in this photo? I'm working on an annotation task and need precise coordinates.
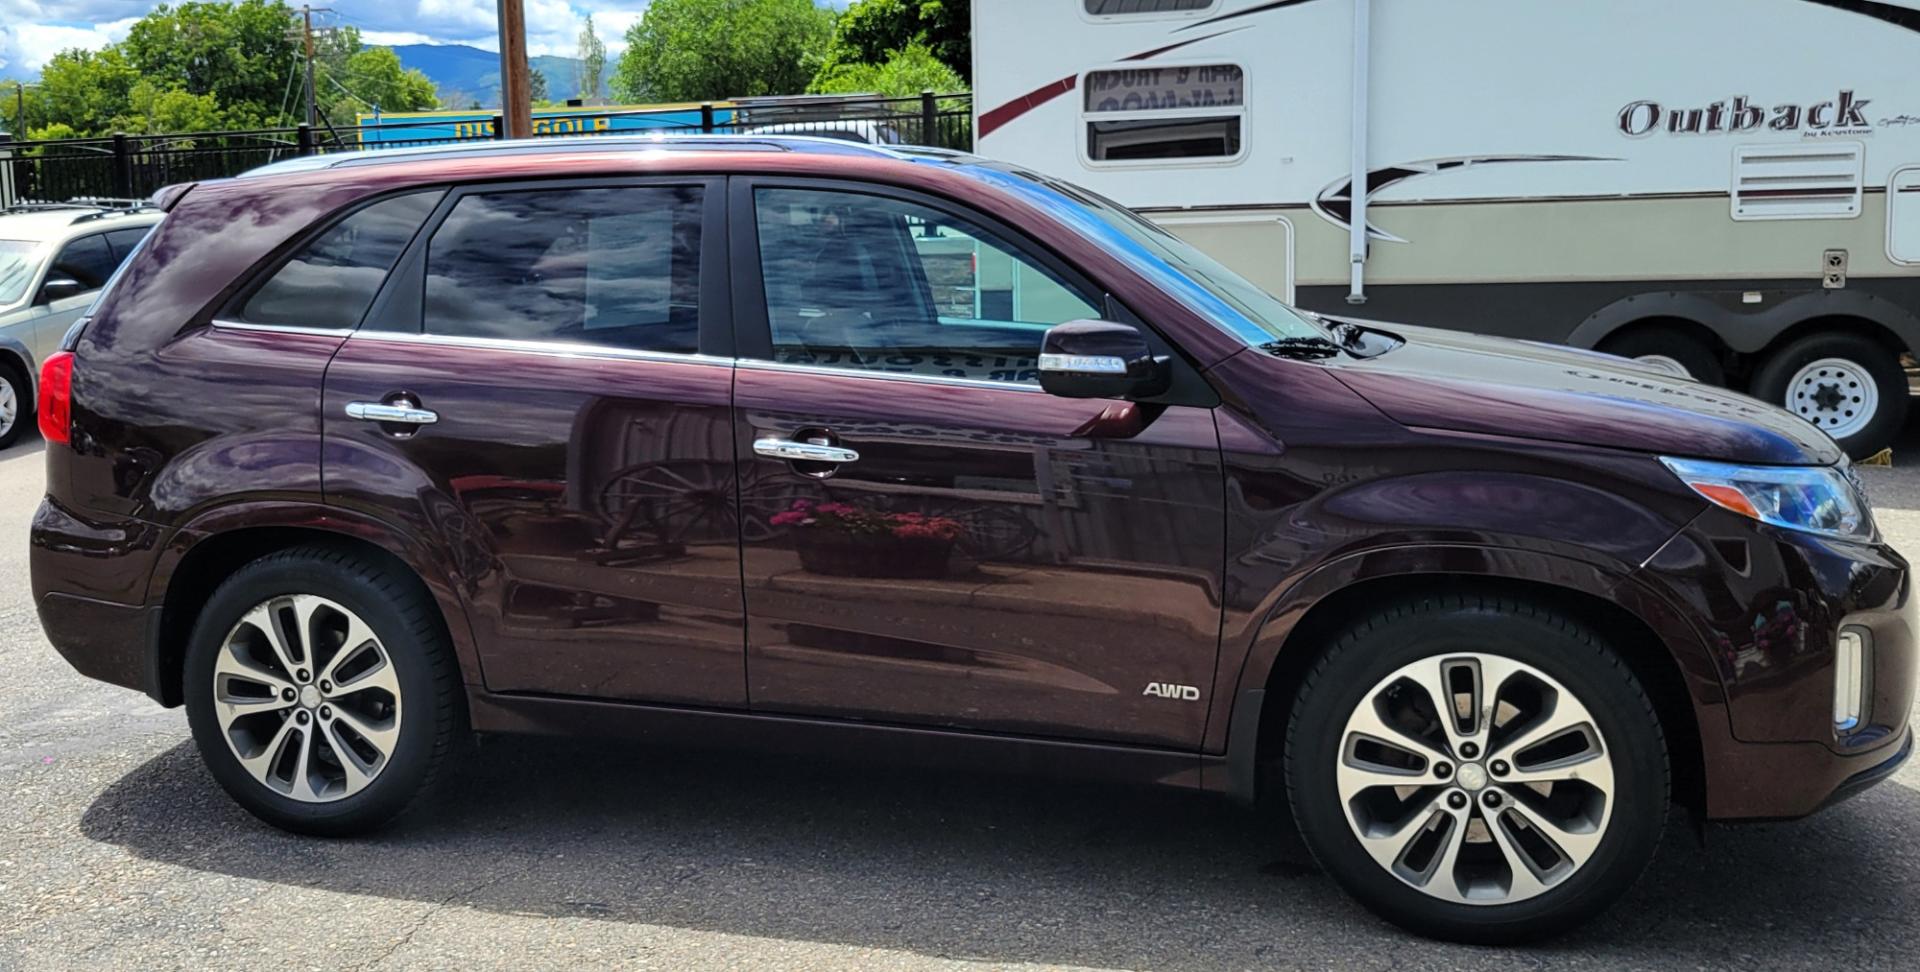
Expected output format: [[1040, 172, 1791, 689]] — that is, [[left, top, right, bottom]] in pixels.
[[975, 164, 1324, 344], [0, 240, 38, 307]]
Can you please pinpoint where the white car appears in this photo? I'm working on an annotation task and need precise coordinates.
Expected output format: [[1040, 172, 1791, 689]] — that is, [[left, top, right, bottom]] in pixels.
[[0, 204, 161, 448]]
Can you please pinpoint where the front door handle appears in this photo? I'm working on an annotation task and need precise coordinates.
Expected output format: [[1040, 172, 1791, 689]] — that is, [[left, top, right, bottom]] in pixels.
[[346, 400, 438, 425], [753, 438, 859, 464]]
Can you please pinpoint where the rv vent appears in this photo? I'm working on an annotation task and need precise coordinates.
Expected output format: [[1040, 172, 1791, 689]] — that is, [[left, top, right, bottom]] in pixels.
[[1732, 143, 1863, 221]]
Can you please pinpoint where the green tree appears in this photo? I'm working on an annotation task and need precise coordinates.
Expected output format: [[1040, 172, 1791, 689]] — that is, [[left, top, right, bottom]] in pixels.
[[611, 0, 836, 102], [2, 81, 45, 139], [121, 81, 230, 133], [530, 68, 549, 104], [121, 1, 301, 116], [321, 46, 438, 122], [809, 42, 964, 97], [816, 0, 970, 86], [33, 48, 141, 136], [577, 15, 607, 102]]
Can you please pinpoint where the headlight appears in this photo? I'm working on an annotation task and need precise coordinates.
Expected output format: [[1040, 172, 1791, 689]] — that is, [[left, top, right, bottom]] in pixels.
[[1661, 457, 1874, 541]]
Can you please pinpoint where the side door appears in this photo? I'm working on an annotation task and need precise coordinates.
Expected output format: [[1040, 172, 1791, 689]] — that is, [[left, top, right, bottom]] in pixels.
[[730, 178, 1226, 749], [321, 178, 746, 707], [27, 231, 117, 359]]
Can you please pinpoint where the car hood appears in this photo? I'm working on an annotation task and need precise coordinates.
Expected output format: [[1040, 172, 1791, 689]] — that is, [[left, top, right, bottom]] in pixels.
[[1317, 322, 1841, 465]]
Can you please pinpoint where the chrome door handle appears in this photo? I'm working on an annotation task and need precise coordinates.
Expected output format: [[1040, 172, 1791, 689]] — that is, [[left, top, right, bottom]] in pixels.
[[753, 438, 859, 464], [346, 400, 438, 425]]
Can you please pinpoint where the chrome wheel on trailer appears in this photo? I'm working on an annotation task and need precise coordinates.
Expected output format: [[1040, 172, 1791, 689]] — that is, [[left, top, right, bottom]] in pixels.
[[1335, 652, 1615, 905], [1784, 356, 1879, 440], [212, 594, 403, 803]]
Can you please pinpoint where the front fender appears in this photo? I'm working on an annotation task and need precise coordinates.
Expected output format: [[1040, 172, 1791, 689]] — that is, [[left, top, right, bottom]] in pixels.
[[1201, 543, 1735, 802]]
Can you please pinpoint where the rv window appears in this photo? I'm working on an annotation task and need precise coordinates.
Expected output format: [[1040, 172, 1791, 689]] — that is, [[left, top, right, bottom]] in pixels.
[[1082, 65, 1245, 163], [1888, 168, 1920, 265], [1083, 0, 1217, 17]]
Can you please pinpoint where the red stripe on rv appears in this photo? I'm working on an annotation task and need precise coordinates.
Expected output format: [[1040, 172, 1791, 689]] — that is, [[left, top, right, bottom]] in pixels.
[[978, 75, 1077, 140]]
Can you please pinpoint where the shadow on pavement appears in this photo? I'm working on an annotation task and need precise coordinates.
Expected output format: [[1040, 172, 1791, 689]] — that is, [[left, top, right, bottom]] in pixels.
[[80, 736, 1917, 967]]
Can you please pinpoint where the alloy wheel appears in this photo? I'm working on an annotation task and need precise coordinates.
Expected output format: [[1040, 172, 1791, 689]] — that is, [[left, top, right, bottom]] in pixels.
[[1335, 652, 1614, 905], [0, 378, 17, 437], [212, 594, 403, 802]]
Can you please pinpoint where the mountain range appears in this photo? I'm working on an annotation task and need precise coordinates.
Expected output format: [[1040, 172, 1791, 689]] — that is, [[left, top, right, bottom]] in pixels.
[[390, 44, 598, 110]]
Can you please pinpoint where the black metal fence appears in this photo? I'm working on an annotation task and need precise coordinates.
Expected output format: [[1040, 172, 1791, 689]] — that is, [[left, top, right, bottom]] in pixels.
[[0, 92, 973, 206]]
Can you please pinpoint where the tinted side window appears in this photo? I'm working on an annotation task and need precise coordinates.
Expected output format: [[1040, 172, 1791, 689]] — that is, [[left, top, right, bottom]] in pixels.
[[105, 227, 153, 260], [422, 186, 703, 353], [753, 187, 1099, 385], [50, 235, 116, 291], [233, 190, 442, 329]]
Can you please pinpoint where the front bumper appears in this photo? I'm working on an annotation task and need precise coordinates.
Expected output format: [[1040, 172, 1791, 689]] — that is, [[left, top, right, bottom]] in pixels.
[[1638, 506, 1915, 820]]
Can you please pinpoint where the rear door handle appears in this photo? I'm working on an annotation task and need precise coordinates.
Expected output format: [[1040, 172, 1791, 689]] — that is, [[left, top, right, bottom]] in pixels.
[[753, 438, 859, 464], [346, 400, 438, 425]]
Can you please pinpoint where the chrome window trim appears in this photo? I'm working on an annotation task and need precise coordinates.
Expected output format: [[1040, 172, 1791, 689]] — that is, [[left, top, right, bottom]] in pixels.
[[738, 357, 1046, 393], [347, 329, 735, 367], [211, 319, 1046, 392], [210, 319, 354, 338]]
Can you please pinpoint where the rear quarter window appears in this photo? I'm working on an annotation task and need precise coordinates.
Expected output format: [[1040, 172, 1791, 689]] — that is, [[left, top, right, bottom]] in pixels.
[[226, 190, 444, 329]]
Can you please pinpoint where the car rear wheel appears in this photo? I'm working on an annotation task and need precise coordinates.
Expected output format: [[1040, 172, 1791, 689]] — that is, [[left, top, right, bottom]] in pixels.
[[1750, 332, 1908, 459], [1284, 595, 1668, 944], [183, 545, 463, 836]]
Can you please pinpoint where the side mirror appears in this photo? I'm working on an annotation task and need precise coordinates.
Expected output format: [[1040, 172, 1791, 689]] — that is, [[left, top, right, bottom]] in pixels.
[[1038, 319, 1170, 400], [37, 277, 86, 305]]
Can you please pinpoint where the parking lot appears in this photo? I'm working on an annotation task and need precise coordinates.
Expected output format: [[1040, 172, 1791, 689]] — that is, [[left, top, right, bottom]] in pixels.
[[3, 426, 1920, 971]]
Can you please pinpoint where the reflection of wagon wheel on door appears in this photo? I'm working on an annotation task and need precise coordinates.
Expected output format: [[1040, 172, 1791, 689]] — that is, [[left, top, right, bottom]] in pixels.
[[596, 460, 734, 564], [596, 460, 810, 564]]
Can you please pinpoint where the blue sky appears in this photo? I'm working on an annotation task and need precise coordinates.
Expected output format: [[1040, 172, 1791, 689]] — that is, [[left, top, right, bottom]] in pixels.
[[0, 0, 851, 78]]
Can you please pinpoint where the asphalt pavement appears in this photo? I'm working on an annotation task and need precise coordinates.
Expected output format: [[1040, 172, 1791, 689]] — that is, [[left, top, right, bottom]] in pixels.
[[5, 426, 1920, 971]]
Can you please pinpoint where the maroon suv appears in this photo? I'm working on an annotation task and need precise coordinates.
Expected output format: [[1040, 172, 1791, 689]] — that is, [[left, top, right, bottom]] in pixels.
[[30, 137, 1914, 943]]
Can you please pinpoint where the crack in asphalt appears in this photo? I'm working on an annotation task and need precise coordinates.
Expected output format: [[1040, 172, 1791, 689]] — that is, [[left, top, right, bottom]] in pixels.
[[355, 871, 513, 970]]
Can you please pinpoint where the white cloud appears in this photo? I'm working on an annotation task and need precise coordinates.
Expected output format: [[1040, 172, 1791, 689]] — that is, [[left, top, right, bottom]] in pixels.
[[1, 15, 138, 75], [360, 30, 440, 48]]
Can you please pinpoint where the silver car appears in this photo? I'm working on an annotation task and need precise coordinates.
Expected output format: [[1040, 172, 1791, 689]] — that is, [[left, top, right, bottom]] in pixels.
[[0, 204, 161, 448]]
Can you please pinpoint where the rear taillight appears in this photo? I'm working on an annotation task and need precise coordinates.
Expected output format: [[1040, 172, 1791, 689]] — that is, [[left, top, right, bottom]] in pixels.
[[38, 351, 74, 445]]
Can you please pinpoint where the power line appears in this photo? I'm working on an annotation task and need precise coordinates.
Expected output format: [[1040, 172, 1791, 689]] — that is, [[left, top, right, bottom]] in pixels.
[[276, 54, 301, 123]]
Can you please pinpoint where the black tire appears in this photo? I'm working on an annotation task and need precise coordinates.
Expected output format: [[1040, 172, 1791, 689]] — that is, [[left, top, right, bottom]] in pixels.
[[1750, 332, 1908, 460], [1284, 594, 1668, 944], [183, 545, 463, 836], [0, 365, 29, 450], [1597, 329, 1726, 385]]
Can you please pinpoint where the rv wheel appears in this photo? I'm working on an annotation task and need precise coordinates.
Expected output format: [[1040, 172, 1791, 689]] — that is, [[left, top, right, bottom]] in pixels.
[[1751, 333, 1907, 460], [1597, 330, 1723, 385]]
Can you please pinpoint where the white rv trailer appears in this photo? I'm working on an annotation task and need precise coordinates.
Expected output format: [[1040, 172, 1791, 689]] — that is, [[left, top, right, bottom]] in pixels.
[[972, 0, 1920, 458]]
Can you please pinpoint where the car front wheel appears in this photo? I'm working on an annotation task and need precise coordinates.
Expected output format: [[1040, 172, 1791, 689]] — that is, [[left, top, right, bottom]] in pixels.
[[183, 545, 463, 836], [0, 365, 28, 449], [1284, 595, 1668, 943]]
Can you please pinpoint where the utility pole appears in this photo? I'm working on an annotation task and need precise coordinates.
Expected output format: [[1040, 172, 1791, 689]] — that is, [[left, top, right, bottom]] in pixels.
[[496, 0, 532, 139], [288, 5, 334, 128]]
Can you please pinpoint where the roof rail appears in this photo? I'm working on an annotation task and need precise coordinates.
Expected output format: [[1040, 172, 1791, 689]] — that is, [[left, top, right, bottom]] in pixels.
[[69, 206, 159, 225], [238, 132, 908, 179]]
